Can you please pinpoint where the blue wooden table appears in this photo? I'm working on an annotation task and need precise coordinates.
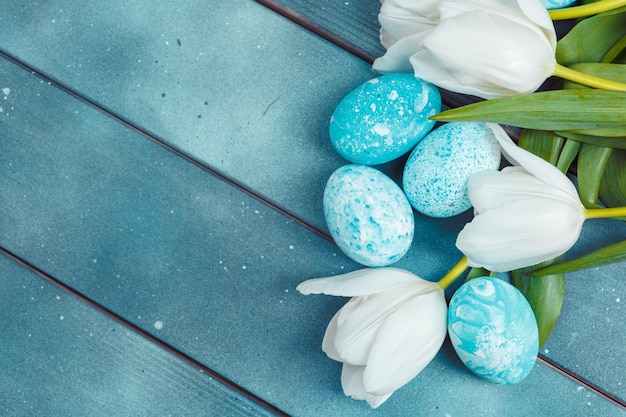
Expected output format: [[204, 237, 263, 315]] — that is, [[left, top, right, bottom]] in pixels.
[[1, 1, 625, 415]]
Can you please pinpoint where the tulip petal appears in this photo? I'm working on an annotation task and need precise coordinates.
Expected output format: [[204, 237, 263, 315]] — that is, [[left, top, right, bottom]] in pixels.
[[327, 283, 435, 365], [456, 198, 585, 271], [321, 310, 343, 362], [386, 0, 440, 18], [487, 123, 582, 203], [438, 0, 555, 51], [515, 0, 557, 49], [296, 267, 432, 297], [324, 297, 381, 365], [362, 289, 448, 396], [378, 19, 436, 50], [341, 364, 393, 408], [468, 167, 584, 213], [415, 12, 555, 98], [373, 32, 431, 73], [379, 0, 439, 46]]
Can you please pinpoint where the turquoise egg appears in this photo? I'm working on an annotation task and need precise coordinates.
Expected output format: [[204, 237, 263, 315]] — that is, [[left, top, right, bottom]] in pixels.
[[448, 277, 539, 384], [402, 122, 500, 218], [540, 0, 576, 9], [329, 73, 441, 165], [323, 164, 414, 267]]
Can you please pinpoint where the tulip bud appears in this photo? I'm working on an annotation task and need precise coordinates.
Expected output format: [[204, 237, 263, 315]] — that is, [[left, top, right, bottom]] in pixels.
[[374, 0, 557, 99], [456, 124, 586, 272], [297, 268, 447, 408]]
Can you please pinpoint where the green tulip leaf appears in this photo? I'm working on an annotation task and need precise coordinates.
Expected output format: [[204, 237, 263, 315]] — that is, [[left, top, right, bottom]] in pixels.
[[512, 258, 565, 348], [531, 240, 626, 277], [568, 126, 626, 138], [431, 89, 626, 133], [557, 131, 626, 149], [599, 149, 626, 207], [518, 129, 564, 165], [602, 34, 626, 64], [577, 144, 613, 208], [556, 139, 582, 173], [556, 7, 626, 65], [562, 63, 626, 90]]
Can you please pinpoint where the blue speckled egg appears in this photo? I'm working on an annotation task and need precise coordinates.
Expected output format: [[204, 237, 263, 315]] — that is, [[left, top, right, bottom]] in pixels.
[[448, 277, 539, 384], [402, 122, 500, 218], [329, 74, 441, 165], [323, 164, 414, 267], [540, 0, 576, 9]]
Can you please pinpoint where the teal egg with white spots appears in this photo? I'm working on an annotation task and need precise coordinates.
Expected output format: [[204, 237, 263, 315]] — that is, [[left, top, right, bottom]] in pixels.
[[329, 74, 441, 165], [402, 122, 500, 218], [448, 277, 539, 384], [540, 0, 575, 9], [323, 164, 414, 267]]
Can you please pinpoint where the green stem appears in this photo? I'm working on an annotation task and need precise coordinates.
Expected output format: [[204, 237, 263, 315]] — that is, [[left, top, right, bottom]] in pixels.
[[549, 0, 626, 20], [553, 63, 626, 91], [555, 138, 581, 174], [585, 206, 626, 219], [437, 256, 468, 290]]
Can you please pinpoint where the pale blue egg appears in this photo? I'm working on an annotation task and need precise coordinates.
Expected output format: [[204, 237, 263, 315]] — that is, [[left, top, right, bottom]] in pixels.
[[402, 122, 500, 218], [540, 0, 576, 10], [329, 74, 441, 165], [323, 165, 414, 267], [448, 277, 539, 384]]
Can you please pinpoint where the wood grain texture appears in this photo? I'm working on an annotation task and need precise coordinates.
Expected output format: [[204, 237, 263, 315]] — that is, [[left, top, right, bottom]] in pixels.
[[0, 253, 282, 416], [254, 0, 484, 108], [0, 0, 625, 415]]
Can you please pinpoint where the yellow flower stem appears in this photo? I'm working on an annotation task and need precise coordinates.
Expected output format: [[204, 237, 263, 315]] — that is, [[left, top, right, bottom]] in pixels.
[[552, 63, 626, 91], [549, 0, 626, 20], [437, 256, 468, 290], [585, 206, 626, 219]]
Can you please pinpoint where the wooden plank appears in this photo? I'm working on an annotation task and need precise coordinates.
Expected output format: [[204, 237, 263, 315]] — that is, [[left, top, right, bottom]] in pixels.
[[0, 252, 282, 416], [253, 0, 483, 108], [540, 221, 626, 403], [0, 0, 375, 233], [1, 0, 626, 413], [1, 53, 626, 416], [255, 0, 384, 63]]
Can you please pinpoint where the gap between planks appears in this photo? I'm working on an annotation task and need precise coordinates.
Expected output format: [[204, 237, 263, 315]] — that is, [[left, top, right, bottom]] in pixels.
[[1, 41, 625, 412], [0, 246, 290, 417]]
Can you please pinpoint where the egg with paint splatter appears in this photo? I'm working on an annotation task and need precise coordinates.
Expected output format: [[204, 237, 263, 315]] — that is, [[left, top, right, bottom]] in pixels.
[[448, 276, 539, 384], [402, 122, 500, 218], [329, 74, 441, 165], [323, 164, 414, 267], [540, 0, 575, 9]]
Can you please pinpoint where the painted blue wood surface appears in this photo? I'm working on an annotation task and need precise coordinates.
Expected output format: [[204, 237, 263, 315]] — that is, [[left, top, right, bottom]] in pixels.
[[0, 0, 375, 234], [0, 253, 279, 416], [1, 0, 625, 415], [256, 0, 384, 62]]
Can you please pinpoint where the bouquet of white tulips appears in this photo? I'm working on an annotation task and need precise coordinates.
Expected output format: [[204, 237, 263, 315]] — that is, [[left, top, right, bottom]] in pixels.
[[297, 0, 626, 409]]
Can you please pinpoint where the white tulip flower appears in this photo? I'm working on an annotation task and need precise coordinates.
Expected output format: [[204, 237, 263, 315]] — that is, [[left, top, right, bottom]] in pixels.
[[373, 0, 557, 99], [297, 267, 447, 408], [378, 0, 440, 58], [456, 123, 586, 272]]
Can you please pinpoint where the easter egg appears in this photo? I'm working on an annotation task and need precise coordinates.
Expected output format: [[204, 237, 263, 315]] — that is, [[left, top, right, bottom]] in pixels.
[[447, 276, 539, 384], [323, 164, 414, 267], [329, 73, 441, 165], [402, 122, 500, 218], [540, 0, 576, 9]]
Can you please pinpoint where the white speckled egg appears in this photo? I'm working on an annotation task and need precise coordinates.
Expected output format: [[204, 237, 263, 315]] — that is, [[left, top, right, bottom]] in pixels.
[[323, 164, 414, 267], [402, 122, 501, 218], [329, 74, 441, 165], [448, 276, 539, 384]]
